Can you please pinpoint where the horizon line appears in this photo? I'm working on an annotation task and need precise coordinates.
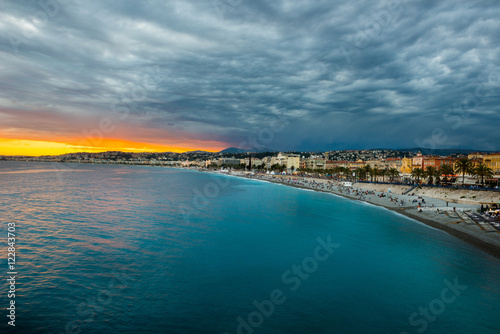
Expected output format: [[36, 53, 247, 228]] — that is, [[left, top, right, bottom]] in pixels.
[[1, 147, 497, 158]]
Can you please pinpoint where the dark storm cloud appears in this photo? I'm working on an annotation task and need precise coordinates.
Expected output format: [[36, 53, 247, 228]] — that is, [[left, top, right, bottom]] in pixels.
[[0, 0, 499, 151]]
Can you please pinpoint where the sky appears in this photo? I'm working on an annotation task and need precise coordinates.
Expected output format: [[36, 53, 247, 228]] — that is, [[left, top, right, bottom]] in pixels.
[[0, 0, 499, 156]]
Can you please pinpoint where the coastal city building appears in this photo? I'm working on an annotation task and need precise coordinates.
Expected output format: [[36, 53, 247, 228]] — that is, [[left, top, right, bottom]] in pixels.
[[401, 157, 413, 174], [484, 153, 500, 174], [411, 152, 425, 168], [324, 160, 349, 170], [348, 160, 366, 170], [385, 158, 402, 170], [3, 149, 499, 186], [286, 155, 301, 170], [302, 157, 326, 170], [241, 157, 263, 168], [218, 158, 240, 167], [422, 157, 456, 169], [365, 159, 383, 169], [468, 152, 485, 160]]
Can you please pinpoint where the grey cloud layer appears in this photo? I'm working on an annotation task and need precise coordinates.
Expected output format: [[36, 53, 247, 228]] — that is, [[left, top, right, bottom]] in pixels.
[[1, 0, 499, 150]]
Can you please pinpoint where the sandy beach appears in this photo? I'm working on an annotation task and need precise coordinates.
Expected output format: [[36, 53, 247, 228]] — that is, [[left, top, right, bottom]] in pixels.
[[226, 172, 500, 259]]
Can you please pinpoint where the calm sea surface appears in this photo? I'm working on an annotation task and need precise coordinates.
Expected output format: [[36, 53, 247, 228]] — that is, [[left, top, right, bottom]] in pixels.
[[0, 161, 499, 334]]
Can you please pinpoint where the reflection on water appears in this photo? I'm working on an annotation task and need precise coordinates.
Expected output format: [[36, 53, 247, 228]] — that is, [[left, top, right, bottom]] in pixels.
[[0, 169, 95, 174], [0, 161, 499, 334]]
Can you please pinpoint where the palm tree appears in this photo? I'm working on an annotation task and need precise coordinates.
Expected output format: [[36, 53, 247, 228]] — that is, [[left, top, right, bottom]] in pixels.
[[333, 167, 342, 178], [454, 158, 474, 186], [474, 163, 493, 186], [372, 167, 379, 182], [425, 166, 438, 184], [439, 164, 454, 185], [364, 165, 373, 182], [380, 168, 388, 182], [433, 167, 442, 185], [389, 168, 400, 182], [411, 167, 423, 183], [355, 167, 366, 181], [344, 167, 353, 180]]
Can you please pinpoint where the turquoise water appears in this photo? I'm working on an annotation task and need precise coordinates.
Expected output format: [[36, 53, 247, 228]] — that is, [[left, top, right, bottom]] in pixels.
[[0, 161, 499, 334]]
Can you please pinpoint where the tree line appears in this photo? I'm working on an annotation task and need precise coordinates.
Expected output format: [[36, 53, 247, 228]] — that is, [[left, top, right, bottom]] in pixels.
[[214, 158, 495, 187]]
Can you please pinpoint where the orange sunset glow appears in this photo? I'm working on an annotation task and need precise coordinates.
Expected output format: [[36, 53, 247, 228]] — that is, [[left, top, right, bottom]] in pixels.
[[0, 138, 227, 156]]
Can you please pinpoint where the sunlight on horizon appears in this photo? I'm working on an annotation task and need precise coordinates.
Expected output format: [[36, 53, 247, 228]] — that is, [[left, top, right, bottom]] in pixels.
[[0, 138, 222, 156]]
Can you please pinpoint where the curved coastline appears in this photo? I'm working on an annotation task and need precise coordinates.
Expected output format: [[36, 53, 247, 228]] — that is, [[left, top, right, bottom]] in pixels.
[[209, 170, 500, 260]]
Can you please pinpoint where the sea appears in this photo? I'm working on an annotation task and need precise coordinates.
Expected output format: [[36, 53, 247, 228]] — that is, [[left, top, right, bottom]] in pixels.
[[0, 161, 499, 334]]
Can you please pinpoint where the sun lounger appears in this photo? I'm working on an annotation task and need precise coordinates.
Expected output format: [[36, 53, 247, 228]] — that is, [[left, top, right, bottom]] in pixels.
[[489, 222, 500, 233]]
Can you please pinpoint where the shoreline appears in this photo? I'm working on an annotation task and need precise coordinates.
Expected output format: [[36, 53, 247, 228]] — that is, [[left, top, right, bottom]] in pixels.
[[6, 160, 499, 259], [221, 172, 500, 260]]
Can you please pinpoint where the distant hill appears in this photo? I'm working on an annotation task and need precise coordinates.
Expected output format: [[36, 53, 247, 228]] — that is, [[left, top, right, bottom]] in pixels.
[[402, 148, 495, 155], [219, 147, 277, 154], [218, 147, 495, 155], [185, 150, 213, 154]]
